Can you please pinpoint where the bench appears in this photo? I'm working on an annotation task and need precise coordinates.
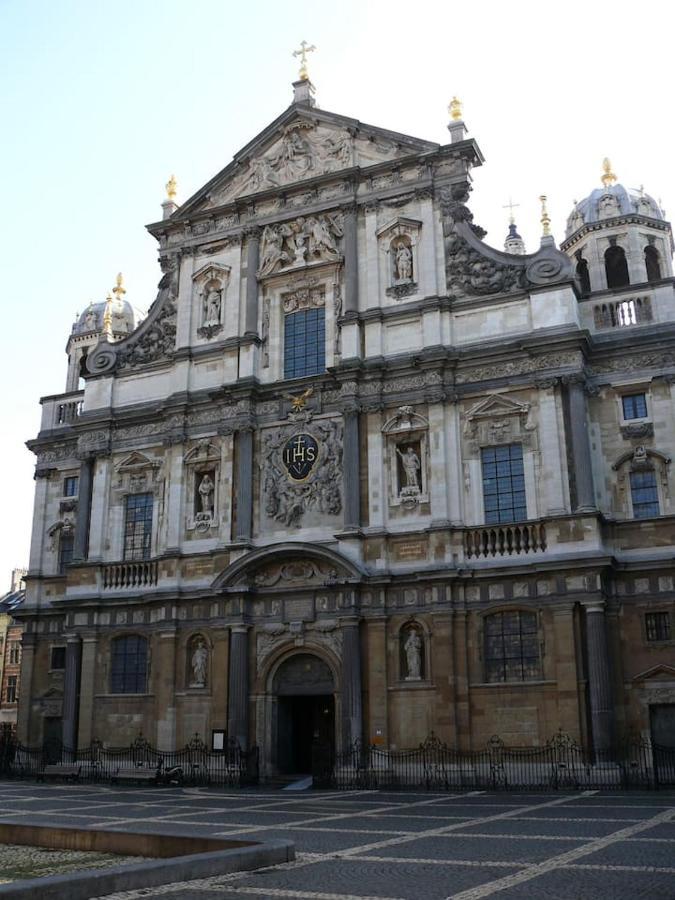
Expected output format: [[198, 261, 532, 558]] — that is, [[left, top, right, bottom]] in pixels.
[[111, 766, 160, 786], [38, 764, 82, 783]]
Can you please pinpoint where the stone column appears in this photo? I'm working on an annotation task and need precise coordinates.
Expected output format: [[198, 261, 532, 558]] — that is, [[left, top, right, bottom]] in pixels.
[[76, 637, 97, 748], [16, 632, 37, 745], [61, 635, 82, 750], [228, 625, 249, 749], [72, 456, 95, 562], [343, 207, 359, 315], [565, 379, 596, 512], [234, 428, 253, 542], [583, 601, 615, 758], [343, 409, 360, 530], [341, 618, 363, 750], [244, 230, 260, 336]]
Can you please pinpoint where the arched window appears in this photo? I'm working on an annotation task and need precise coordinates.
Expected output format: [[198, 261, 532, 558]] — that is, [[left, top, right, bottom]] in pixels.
[[575, 256, 591, 296], [484, 610, 541, 682], [604, 245, 630, 289], [111, 635, 148, 693], [644, 245, 662, 282]]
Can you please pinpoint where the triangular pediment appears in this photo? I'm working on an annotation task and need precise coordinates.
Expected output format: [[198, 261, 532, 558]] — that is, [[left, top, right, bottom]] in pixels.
[[178, 107, 438, 216], [466, 394, 531, 421], [116, 451, 156, 472], [633, 664, 675, 683]]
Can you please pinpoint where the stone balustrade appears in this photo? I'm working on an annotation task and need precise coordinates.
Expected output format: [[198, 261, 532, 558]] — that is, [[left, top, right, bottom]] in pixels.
[[102, 560, 158, 589], [464, 521, 547, 560], [40, 391, 84, 430]]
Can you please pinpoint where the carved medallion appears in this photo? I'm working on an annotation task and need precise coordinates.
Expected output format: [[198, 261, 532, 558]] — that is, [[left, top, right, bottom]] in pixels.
[[282, 433, 319, 481]]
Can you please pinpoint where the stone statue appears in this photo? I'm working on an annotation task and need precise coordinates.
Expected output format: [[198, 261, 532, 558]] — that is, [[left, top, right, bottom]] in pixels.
[[84, 308, 98, 331], [395, 243, 413, 281], [404, 629, 422, 680], [203, 288, 221, 326], [198, 473, 215, 514], [599, 193, 620, 219], [397, 445, 421, 491], [190, 638, 208, 686]]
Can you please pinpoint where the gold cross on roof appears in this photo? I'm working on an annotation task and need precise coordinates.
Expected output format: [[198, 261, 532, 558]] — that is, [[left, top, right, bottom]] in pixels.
[[293, 40, 316, 81]]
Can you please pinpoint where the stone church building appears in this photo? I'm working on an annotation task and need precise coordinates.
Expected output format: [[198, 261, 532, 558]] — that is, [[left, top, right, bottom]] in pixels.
[[20, 71, 675, 775]]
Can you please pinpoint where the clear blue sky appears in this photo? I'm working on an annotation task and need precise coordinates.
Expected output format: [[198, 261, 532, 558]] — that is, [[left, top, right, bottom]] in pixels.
[[1, 0, 673, 583]]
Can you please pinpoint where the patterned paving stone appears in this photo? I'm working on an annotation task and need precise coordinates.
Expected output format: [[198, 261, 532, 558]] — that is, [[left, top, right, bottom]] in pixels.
[[494, 868, 675, 900]]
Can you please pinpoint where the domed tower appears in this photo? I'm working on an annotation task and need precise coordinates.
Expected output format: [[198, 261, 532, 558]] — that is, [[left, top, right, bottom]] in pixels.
[[561, 159, 673, 297], [64, 274, 135, 392]]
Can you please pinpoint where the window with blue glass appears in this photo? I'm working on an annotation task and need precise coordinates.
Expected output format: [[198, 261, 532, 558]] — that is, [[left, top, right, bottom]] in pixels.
[[622, 393, 648, 420], [58, 531, 74, 574], [481, 444, 527, 524], [284, 308, 325, 379], [111, 635, 148, 694], [123, 493, 153, 560], [630, 469, 660, 518], [63, 476, 79, 497]]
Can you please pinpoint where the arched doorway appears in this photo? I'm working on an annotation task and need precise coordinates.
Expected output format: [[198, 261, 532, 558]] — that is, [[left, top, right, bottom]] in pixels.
[[273, 653, 335, 775]]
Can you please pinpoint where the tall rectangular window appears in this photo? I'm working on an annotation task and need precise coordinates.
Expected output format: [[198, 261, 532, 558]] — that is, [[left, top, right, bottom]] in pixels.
[[58, 532, 74, 574], [630, 470, 660, 519], [484, 611, 541, 682], [645, 612, 671, 642], [124, 493, 153, 560], [63, 476, 79, 497], [284, 308, 325, 379], [622, 393, 648, 420], [481, 444, 527, 524], [6, 676, 17, 704], [8, 644, 20, 665], [111, 636, 148, 693]]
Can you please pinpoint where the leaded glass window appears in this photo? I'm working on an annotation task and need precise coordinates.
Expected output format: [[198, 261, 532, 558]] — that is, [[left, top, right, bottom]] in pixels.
[[481, 444, 527, 524], [284, 308, 325, 379], [58, 532, 74, 574], [63, 476, 79, 497], [124, 493, 153, 560], [645, 612, 671, 642], [111, 635, 148, 694], [622, 393, 648, 420], [630, 470, 660, 519], [484, 611, 541, 683]]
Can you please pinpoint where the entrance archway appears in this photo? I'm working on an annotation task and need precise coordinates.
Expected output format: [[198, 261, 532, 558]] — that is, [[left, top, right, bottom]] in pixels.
[[273, 654, 335, 775]]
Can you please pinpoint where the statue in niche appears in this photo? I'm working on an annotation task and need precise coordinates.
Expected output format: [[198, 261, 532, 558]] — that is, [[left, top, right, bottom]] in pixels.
[[197, 473, 215, 514], [190, 637, 208, 687], [397, 445, 421, 492], [403, 628, 423, 680], [394, 242, 413, 281], [203, 286, 222, 326]]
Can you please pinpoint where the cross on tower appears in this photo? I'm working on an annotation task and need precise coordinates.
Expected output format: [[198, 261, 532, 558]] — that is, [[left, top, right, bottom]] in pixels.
[[502, 198, 520, 225], [293, 41, 316, 81]]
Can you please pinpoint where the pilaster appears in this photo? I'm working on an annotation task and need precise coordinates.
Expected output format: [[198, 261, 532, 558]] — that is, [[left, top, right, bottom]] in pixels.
[[341, 617, 363, 750], [228, 625, 250, 748], [72, 456, 95, 562], [61, 634, 82, 750], [76, 636, 97, 747], [582, 601, 615, 756]]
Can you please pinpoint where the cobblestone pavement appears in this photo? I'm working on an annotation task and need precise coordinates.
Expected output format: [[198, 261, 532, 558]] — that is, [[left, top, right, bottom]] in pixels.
[[0, 782, 672, 899]]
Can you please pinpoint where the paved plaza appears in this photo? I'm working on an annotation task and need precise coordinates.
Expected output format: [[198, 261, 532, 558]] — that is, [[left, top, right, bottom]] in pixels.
[[0, 782, 672, 899]]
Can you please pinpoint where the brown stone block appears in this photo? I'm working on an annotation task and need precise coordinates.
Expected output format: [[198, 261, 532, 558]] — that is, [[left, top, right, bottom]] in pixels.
[[391, 537, 427, 562]]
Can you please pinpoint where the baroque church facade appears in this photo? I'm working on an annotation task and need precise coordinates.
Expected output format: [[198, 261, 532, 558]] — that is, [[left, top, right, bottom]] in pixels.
[[20, 73, 675, 774]]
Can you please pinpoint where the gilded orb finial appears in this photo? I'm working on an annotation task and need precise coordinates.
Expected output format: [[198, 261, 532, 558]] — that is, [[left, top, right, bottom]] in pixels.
[[448, 96, 462, 121], [601, 157, 617, 188], [539, 194, 552, 237], [293, 40, 316, 82], [166, 174, 177, 202], [112, 272, 126, 299]]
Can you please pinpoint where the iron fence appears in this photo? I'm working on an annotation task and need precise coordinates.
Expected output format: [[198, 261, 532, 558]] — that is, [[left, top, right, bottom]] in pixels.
[[0, 727, 259, 788], [313, 732, 675, 792]]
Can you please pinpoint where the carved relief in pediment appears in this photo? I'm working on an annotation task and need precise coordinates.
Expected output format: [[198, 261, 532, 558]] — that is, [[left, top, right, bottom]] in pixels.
[[463, 394, 536, 455], [258, 212, 344, 277], [113, 451, 163, 496]]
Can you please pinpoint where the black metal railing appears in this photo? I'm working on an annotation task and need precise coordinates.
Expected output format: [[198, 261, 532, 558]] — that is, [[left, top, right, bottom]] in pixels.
[[312, 732, 675, 792], [0, 728, 259, 787]]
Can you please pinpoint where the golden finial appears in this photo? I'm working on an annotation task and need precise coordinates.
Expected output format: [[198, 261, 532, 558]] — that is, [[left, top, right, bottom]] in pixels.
[[448, 96, 462, 121], [112, 272, 126, 300], [539, 194, 551, 237], [601, 157, 617, 188], [166, 174, 177, 202], [292, 40, 316, 81], [102, 293, 113, 338]]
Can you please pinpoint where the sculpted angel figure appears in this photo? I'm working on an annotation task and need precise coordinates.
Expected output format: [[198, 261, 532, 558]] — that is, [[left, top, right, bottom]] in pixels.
[[307, 216, 340, 260], [396, 445, 421, 490], [259, 225, 289, 275]]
